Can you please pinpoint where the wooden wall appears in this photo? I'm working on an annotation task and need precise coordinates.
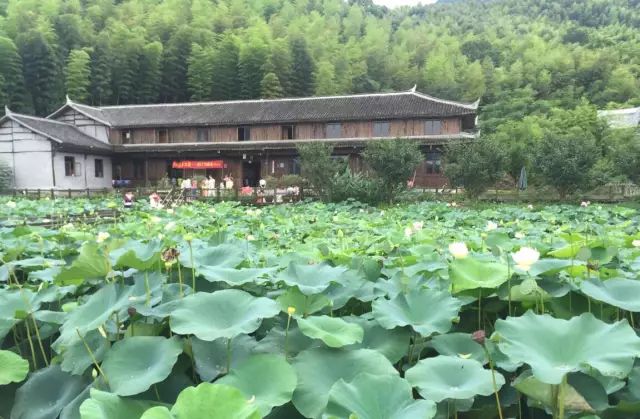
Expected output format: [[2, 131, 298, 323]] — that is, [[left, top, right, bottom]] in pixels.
[[109, 117, 463, 145]]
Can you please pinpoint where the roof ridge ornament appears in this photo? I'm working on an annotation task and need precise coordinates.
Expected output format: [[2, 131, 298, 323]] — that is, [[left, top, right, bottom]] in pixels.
[[4, 105, 11, 116], [409, 84, 417, 93], [66, 94, 73, 104]]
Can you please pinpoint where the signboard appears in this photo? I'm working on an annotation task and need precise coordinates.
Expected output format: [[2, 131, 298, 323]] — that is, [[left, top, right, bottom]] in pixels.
[[172, 160, 224, 169]]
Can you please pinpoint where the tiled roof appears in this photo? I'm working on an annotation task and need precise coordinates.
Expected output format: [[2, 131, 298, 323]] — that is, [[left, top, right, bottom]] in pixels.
[[57, 90, 478, 128], [6, 111, 112, 153]]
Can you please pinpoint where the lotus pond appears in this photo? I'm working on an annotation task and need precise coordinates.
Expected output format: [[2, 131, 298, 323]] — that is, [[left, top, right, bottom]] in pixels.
[[2, 198, 640, 419]]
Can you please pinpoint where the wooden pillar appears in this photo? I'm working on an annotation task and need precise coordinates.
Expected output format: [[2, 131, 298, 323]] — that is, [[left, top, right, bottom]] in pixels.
[[144, 157, 149, 187]]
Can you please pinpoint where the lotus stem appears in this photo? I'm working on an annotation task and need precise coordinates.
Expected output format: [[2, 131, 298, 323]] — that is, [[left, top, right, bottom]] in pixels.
[[188, 240, 196, 292], [483, 346, 504, 419], [226, 338, 232, 373], [23, 318, 37, 370], [31, 314, 49, 366], [76, 328, 109, 384], [285, 313, 293, 359], [177, 262, 184, 297], [507, 258, 512, 316], [557, 374, 567, 419], [144, 271, 151, 306], [478, 291, 482, 330], [154, 384, 161, 401]]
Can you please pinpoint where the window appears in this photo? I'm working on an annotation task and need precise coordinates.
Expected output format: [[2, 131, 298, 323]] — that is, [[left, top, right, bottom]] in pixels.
[[425, 151, 442, 174], [64, 156, 75, 176], [372, 121, 390, 137], [157, 129, 168, 143], [121, 130, 132, 144], [425, 120, 442, 135], [282, 125, 294, 140], [326, 123, 341, 139], [238, 126, 250, 141], [95, 159, 104, 178], [197, 128, 209, 142], [133, 160, 145, 179]]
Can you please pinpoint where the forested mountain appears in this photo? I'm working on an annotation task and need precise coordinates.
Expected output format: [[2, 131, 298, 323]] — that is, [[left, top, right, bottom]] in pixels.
[[0, 0, 638, 132]]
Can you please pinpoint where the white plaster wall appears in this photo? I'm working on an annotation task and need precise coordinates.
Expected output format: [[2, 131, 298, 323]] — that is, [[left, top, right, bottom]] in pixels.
[[53, 152, 112, 189], [54, 108, 110, 143], [0, 119, 54, 188]]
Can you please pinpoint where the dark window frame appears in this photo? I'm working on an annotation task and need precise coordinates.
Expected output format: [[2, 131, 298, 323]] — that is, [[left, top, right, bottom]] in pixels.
[[238, 126, 251, 141], [372, 121, 390, 137], [64, 156, 75, 177], [94, 159, 104, 178], [281, 125, 295, 140], [196, 128, 209, 142], [157, 129, 169, 143], [121, 130, 132, 144], [325, 123, 342, 139], [425, 120, 443, 135]]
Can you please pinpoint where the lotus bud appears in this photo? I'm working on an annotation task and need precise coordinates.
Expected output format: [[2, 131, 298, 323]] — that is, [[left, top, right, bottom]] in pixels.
[[287, 306, 296, 316], [92, 368, 98, 379], [633, 239, 640, 248], [183, 233, 194, 242], [472, 330, 486, 345], [96, 231, 110, 243]]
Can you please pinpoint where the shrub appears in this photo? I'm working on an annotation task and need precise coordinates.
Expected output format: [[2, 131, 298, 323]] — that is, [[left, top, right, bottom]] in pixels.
[[362, 140, 423, 203], [0, 159, 12, 191], [297, 143, 346, 200], [444, 139, 506, 199], [327, 168, 383, 204]]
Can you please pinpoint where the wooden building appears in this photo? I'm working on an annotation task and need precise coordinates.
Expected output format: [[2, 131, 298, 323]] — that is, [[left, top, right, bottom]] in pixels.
[[3, 88, 478, 189]]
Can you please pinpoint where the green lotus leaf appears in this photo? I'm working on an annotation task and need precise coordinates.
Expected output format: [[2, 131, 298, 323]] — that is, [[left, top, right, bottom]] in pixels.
[[371, 288, 462, 337], [170, 383, 261, 419], [11, 365, 90, 419], [343, 316, 411, 363], [170, 290, 279, 341], [292, 347, 398, 418], [178, 243, 244, 269], [56, 242, 111, 285], [276, 287, 331, 317], [512, 370, 599, 414], [431, 333, 486, 364], [79, 389, 161, 419], [140, 406, 174, 419], [494, 311, 640, 384], [56, 329, 109, 375], [0, 350, 29, 385], [0, 288, 38, 340], [405, 356, 505, 402], [297, 316, 364, 348], [198, 266, 277, 285], [109, 239, 162, 270], [217, 354, 297, 415], [580, 278, 640, 312], [101, 336, 183, 396], [276, 262, 349, 295], [192, 334, 257, 381], [449, 256, 509, 292], [324, 373, 436, 419], [528, 258, 575, 277]]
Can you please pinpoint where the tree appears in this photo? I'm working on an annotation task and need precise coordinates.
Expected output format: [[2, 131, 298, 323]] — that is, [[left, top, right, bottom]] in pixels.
[[65, 49, 91, 102], [212, 35, 240, 100], [187, 44, 215, 101], [445, 139, 506, 199], [137, 42, 163, 103], [533, 127, 599, 199], [298, 143, 346, 201], [362, 139, 423, 203], [260, 72, 284, 98], [0, 37, 31, 112], [238, 37, 269, 99], [89, 39, 112, 106], [17, 30, 63, 115], [604, 128, 640, 183], [289, 38, 315, 97], [314, 61, 338, 96], [161, 27, 193, 102]]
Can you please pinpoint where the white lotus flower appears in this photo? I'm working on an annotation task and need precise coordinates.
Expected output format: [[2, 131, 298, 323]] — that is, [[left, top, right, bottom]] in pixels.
[[515, 232, 525, 239], [166, 208, 174, 214], [380, 211, 385, 216], [404, 227, 414, 238], [61, 223, 74, 231], [580, 201, 590, 207], [448, 242, 469, 259], [165, 221, 176, 231], [6, 201, 16, 208], [512, 247, 540, 271], [486, 221, 498, 231], [246, 234, 256, 241], [96, 231, 110, 243], [451, 202, 458, 207], [632, 239, 640, 247], [208, 208, 216, 213], [527, 204, 533, 210], [413, 221, 424, 231]]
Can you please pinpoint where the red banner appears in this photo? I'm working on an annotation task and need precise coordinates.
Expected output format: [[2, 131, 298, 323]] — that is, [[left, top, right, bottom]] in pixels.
[[172, 160, 224, 169]]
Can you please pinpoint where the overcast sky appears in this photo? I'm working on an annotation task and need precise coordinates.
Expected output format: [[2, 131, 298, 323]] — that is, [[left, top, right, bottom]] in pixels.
[[373, 0, 438, 8]]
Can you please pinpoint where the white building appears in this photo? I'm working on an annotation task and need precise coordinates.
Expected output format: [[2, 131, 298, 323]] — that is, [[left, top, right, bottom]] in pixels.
[[0, 106, 112, 189], [598, 106, 640, 129]]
